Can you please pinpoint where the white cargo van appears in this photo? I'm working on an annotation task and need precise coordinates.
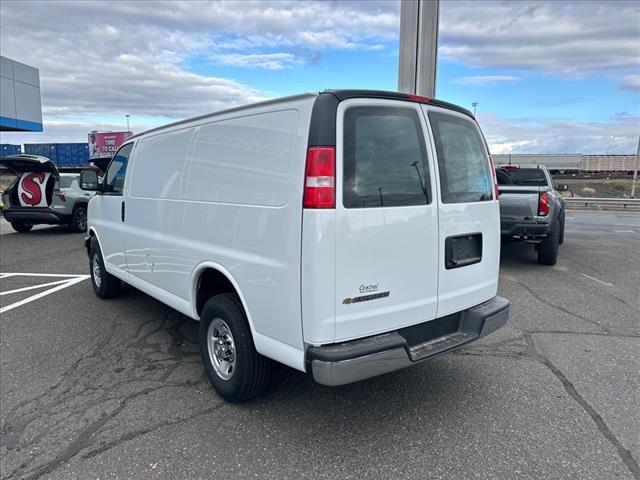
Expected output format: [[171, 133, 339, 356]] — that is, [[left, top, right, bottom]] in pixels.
[[80, 90, 509, 402]]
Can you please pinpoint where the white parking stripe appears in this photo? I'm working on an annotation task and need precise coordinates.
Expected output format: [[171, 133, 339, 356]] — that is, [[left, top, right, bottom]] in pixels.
[[0, 279, 71, 296], [0, 274, 90, 314], [581, 274, 614, 287], [0, 272, 88, 277]]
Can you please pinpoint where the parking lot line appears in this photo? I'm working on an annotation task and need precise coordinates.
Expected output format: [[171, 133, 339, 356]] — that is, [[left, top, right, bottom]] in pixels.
[[0, 272, 89, 278], [0, 279, 72, 296], [581, 273, 614, 287], [0, 273, 90, 314]]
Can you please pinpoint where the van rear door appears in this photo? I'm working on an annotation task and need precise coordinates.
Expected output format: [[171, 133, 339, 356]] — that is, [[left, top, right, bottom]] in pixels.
[[333, 99, 439, 342], [422, 107, 500, 317]]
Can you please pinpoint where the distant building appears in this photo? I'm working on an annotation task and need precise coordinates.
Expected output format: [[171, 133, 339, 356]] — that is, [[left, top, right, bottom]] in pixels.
[[0, 56, 43, 132]]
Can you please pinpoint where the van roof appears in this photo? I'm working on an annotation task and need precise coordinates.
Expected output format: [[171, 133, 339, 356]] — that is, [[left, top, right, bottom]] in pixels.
[[128, 89, 474, 142]]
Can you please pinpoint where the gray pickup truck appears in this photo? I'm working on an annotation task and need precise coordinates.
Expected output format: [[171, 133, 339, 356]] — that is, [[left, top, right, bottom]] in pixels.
[[496, 164, 568, 265]]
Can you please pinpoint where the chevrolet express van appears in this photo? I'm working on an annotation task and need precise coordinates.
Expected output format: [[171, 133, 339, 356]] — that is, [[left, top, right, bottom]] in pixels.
[[80, 90, 509, 402]]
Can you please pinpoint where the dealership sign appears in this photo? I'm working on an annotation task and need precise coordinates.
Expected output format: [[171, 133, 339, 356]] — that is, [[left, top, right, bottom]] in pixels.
[[88, 131, 132, 159]]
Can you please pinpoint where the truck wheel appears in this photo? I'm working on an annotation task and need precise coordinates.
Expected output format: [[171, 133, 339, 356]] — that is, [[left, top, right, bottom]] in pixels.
[[10, 221, 33, 233], [70, 205, 88, 233], [89, 239, 121, 298], [538, 221, 560, 265], [199, 293, 270, 403], [558, 211, 565, 245]]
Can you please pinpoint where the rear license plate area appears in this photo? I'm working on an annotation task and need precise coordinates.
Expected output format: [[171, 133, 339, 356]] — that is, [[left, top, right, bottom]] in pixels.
[[445, 233, 482, 269]]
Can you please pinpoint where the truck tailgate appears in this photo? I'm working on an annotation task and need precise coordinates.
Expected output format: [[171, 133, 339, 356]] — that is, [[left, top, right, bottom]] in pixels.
[[498, 186, 543, 225]]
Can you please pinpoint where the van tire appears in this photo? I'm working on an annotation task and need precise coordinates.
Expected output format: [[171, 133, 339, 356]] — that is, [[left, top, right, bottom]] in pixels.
[[537, 221, 559, 265], [10, 221, 33, 233], [558, 211, 565, 244], [70, 205, 88, 233], [199, 293, 270, 403], [89, 240, 121, 298]]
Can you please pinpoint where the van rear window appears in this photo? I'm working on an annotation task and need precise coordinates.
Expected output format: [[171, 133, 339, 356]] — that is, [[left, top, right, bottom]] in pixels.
[[496, 168, 548, 186], [343, 106, 431, 208], [428, 112, 492, 204]]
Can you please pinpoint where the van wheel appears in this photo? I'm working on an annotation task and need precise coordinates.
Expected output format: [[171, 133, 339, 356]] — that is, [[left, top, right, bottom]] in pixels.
[[538, 221, 560, 265], [558, 211, 565, 244], [70, 205, 88, 233], [89, 240, 121, 298], [199, 293, 270, 403], [11, 221, 33, 233]]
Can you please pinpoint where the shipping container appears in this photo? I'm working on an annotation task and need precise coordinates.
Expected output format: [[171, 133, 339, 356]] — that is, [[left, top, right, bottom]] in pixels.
[[24, 143, 57, 162], [23, 143, 90, 167], [55, 143, 90, 167], [0, 144, 21, 157]]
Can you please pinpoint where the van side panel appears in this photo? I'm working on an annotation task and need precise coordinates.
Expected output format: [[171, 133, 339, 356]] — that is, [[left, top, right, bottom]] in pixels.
[[184, 107, 310, 358], [125, 96, 315, 370], [123, 98, 315, 371], [126, 128, 195, 294]]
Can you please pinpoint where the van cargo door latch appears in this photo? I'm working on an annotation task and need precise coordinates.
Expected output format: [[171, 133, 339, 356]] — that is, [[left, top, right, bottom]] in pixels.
[[121, 201, 125, 222]]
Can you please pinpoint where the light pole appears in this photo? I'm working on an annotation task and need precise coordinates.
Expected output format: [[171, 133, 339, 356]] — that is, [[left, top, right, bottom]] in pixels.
[[398, 0, 439, 98], [125, 114, 130, 132], [472, 102, 478, 116]]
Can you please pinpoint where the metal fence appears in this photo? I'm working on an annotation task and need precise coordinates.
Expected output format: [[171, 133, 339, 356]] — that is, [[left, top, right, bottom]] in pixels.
[[565, 198, 640, 210]]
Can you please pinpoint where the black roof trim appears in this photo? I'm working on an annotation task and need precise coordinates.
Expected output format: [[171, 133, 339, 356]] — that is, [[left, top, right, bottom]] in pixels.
[[307, 89, 475, 148], [322, 89, 475, 118]]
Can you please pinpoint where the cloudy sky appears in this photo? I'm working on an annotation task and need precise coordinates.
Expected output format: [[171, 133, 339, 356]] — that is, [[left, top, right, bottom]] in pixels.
[[1, 0, 638, 154]]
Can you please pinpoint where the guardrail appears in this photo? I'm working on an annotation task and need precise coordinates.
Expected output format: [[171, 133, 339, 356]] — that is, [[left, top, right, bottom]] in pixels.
[[565, 197, 640, 210]]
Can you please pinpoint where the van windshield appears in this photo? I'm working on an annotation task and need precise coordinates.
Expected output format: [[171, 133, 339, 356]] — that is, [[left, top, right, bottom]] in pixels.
[[496, 168, 548, 186]]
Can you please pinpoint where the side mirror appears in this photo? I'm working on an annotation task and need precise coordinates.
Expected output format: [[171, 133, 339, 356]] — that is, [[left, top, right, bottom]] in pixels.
[[558, 184, 570, 192], [79, 169, 101, 191]]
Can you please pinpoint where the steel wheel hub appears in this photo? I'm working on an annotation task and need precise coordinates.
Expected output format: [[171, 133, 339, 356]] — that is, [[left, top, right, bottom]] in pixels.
[[92, 254, 102, 288], [207, 318, 236, 380]]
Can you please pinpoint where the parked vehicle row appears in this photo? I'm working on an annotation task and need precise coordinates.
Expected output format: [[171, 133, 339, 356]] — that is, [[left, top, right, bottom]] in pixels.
[[76, 90, 510, 402]]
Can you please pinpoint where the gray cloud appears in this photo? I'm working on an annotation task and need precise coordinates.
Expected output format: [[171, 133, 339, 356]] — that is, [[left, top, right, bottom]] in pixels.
[[452, 75, 520, 86], [440, 0, 640, 76], [1, 0, 638, 153], [0, 0, 398, 132], [478, 114, 640, 155], [619, 74, 640, 90]]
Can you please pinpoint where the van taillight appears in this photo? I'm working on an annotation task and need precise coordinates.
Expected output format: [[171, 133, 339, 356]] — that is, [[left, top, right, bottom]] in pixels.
[[538, 192, 550, 216], [488, 155, 500, 199], [304, 146, 335, 209]]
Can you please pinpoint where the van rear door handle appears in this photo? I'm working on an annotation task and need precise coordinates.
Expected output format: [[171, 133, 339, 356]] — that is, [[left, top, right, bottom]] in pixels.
[[121, 201, 125, 222]]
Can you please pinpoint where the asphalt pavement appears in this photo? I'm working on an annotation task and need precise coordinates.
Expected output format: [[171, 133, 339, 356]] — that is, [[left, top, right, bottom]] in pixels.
[[0, 211, 638, 480]]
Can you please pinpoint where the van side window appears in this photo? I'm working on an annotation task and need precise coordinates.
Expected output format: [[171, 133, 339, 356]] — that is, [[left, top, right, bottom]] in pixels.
[[343, 106, 431, 208], [105, 143, 133, 194], [428, 112, 492, 203]]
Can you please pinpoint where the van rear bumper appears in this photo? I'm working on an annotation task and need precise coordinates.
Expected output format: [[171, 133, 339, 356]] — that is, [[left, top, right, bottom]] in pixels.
[[307, 296, 509, 387]]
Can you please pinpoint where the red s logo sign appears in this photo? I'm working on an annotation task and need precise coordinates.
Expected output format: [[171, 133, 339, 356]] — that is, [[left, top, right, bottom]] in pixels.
[[20, 172, 46, 206]]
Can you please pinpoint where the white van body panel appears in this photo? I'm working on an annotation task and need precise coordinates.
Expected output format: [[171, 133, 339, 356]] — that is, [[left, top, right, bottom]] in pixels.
[[93, 95, 317, 371]]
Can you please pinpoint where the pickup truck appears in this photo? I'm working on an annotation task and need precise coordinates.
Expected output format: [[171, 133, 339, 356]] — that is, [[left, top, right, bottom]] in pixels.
[[496, 164, 568, 265]]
